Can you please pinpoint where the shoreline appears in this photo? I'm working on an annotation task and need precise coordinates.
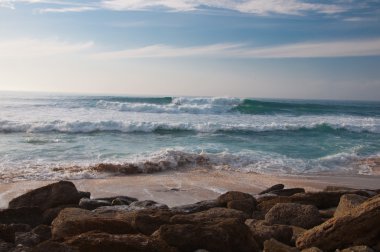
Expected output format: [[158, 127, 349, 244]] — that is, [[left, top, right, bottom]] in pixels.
[[1, 168, 380, 208]]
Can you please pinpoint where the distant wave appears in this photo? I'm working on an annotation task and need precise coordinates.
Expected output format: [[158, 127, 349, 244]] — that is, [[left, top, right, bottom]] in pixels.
[[0, 119, 379, 134]]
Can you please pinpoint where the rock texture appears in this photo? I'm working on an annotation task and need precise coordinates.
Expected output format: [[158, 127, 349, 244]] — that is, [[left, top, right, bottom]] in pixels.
[[334, 194, 367, 218]]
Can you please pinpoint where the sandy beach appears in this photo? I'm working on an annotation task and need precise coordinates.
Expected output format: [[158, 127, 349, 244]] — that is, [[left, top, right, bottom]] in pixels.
[[1, 168, 380, 208]]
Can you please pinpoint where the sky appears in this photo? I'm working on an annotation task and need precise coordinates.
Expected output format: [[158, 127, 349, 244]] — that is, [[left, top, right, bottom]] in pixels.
[[0, 0, 380, 100]]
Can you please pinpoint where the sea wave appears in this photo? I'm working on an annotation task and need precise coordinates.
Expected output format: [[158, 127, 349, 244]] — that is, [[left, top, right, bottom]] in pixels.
[[0, 149, 376, 182], [0, 119, 379, 134]]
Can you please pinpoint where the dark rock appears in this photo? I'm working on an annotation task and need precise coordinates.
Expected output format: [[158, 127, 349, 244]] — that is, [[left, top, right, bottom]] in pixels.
[[263, 238, 299, 252], [324, 186, 357, 192], [9, 181, 87, 211], [217, 191, 256, 207], [51, 208, 136, 240], [95, 196, 138, 205], [265, 203, 322, 229], [8, 224, 31, 233], [8, 244, 31, 252], [171, 200, 222, 214], [170, 207, 249, 224], [0, 207, 43, 227], [154, 218, 259, 252], [128, 200, 169, 211], [319, 208, 336, 219], [334, 194, 367, 218], [271, 188, 305, 197], [66, 231, 176, 252], [78, 198, 111, 210], [14, 225, 51, 247], [251, 210, 265, 220], [30, 241, 79, 252], [132, 209, 173, 235], [245, 219, 293, 248], [300, 248, 322, 252], [0, 239, 15, 252], [0, 224, 15, 243], [227, 199, 256, 215], [296, 195, 380, 251], [42, 204, 79, 225], [259, 184, 285, 195], [77, 191, 90, 199], [340, 245, 375, 252]]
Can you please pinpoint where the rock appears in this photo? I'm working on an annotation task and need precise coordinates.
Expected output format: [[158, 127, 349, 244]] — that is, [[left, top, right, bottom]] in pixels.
[[0, 207, 43, 227], [0, 240, 15, 252], [8, 244, 31, 252], [30, 241, 79, 252], [263, 238, 299, 252], [227, 199, 256, 215], [251, 210, 265, 220], [324, 186, 357, 192], [66, 231, 175, 252], [0, 224, 16, 243], [51, 208, 136, 240], [77, 191, 90, 199], [132, 209, 173, 235], [290, 226, 306, 245], [334, 194, 367, 218], [95, 196, 138, 205], [217, 191, 256, 207], [265, 203, 322, 229], [14, 225, 51, 247], [340, 245, 375, 252], [154, 218, 259, 252], [258, 191, 369, 213], [259, 184, 285, 195], [42, 204, 79, 225], [300, 248, 322, 252], [319, 208, 336, 219], [128, 200, 169, 211], [171, 200, 222, 214], [8, 224, 32, 233], [296, 195, 380, 251], [9, 181, 88, 211], [78, 198, 111, 210], [92, 163, 140, 174], [245, 219, 293, 248], [170, 207, 249, 224], [271, 188, 305, 197]]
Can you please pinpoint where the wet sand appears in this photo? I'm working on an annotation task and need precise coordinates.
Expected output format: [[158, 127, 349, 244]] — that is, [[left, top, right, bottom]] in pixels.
[[1, 168, 380, 208]]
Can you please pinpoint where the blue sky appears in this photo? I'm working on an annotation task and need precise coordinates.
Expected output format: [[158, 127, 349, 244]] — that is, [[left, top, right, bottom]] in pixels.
[[1, 0, 380, 100]]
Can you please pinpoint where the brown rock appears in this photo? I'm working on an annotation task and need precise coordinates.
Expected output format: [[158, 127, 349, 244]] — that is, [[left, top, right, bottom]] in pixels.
[[245, 219, 293, 248], [78, 198, 111, 210], [296, 195, 380, 251], [51, 208, 136, 240], [128, 200, 169, 211], [334, 194, 367, 218], [301, 248, 323, 252], [95, 196, 138, 205], [66, 231, 176, 252], [259, 184, 285, 195], [265, 203, 322, 229], [340, 245, 375, 252], [290, 226, 306, 245], [319, 208, 336, 219], [132, 209, 172, 235], [0, 224, 15, 243], [42, 204, 79, 225], [154, 218, 259, 252], [30, 241, 79, 252], [170, 207, 249, 224], [271, 188, 305, 197], [263, 238, 299, 252], [227, 199, 256, 215], [217, 191, 257, 207], [171, 200, 222, 214], [9, 181, 87, 211], [0, 207, 43, 227]]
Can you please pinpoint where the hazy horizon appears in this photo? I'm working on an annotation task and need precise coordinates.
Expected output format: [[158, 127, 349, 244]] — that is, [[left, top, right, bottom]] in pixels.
[[1, 0, 380, 101]]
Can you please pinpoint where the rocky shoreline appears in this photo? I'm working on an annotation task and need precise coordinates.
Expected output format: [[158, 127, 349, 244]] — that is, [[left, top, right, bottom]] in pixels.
[[0, 181, 379, 252]]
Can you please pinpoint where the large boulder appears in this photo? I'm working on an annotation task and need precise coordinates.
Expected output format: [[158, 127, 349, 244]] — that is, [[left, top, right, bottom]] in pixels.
[[334, 194, 367, 218], [65, 231, 176, 252], [8, 181, 88, 211], [265, 203, 322, 229], [245, 219, 293, 248], [154, 218, 259, 252], [51, 208, 136, 240], [170, 207, 249, 224], [296, 195, 380, 251], [0, 207, 43, 227]]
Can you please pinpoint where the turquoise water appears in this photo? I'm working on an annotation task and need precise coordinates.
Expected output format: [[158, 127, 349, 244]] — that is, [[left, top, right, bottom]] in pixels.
[[0, 92, 379, 182]]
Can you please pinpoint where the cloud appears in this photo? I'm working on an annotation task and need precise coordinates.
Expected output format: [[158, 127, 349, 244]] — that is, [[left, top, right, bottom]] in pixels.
[[92, 38, 380, 59], [0, 38, 94, 58], [37, 6, 96, 13]]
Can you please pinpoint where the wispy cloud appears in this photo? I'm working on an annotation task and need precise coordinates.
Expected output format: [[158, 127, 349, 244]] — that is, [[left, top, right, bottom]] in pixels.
[[0, 38, 94, 58], [37, 6, 96, 13], [92, 38, 380, 59]]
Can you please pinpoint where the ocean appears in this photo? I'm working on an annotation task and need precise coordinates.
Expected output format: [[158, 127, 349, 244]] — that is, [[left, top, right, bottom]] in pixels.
[[0, 91, 379, 182]]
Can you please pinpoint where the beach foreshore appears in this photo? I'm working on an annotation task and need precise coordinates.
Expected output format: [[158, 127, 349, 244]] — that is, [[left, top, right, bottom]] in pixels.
[[1, 168, 380, 209]]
